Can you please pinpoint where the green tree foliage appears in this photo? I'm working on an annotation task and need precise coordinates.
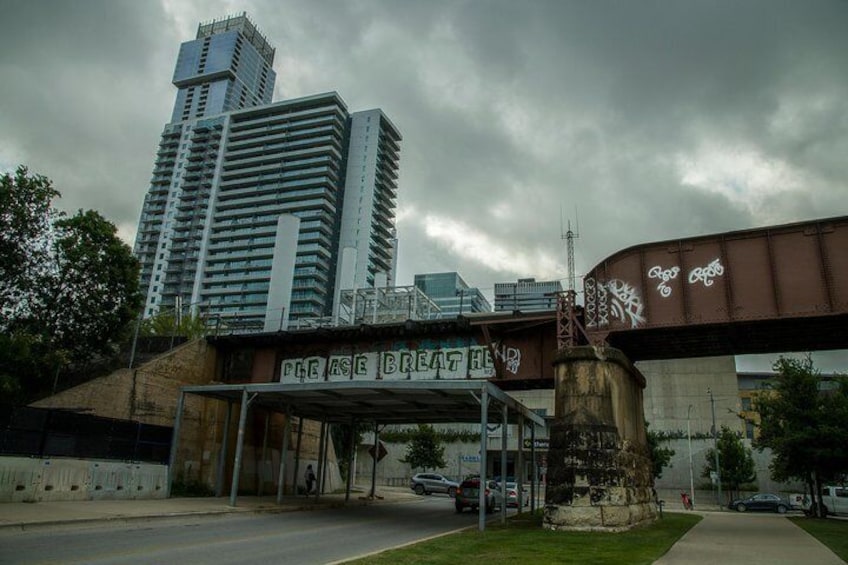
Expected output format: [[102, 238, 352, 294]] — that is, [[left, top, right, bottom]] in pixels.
[[140, 310, 209, 339], [0, 166, 58, 323], [702, 425, 756, 502], [42, 210, 141, 359], [646, 421, 675, 479], [755, 355, 848, 517], [331, 421, 372, 482], [399, 424, 447, 472], [0, 166, 141, 404], [380, 427, 481, 444]]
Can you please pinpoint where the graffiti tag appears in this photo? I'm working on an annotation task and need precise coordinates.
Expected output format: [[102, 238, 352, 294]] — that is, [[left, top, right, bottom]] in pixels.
[[648, 265, 680, 297], [585, 277, 646, 328], [688, 258, 724, 287]]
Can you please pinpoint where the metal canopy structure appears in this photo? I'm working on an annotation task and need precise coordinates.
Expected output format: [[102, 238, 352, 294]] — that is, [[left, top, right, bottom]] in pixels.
[[169, 379, 547, 532], [179, 380, 547, 426]]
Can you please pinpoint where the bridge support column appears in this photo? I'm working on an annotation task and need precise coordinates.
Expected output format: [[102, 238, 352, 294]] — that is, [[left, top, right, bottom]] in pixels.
[[544, 346, 656, 532]]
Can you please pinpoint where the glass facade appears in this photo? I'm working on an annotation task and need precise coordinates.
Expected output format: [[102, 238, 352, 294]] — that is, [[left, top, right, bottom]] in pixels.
[[414, 272, 491, 318], [134, 15, 402, 332], [493, 278, 562, 313], [170, 14, 275, 123]]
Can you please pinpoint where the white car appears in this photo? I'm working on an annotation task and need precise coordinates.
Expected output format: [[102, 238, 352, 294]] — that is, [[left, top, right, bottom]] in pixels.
[[409, 473, 459, 496], [502, 482, 530, 508]]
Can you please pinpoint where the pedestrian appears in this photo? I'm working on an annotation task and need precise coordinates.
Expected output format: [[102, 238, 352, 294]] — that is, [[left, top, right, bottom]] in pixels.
[[680, 491, 692, 510], [305, 464, 316, 497]]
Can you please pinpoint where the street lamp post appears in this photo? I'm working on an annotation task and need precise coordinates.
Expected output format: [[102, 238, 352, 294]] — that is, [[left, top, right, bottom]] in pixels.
[[687, 404, 695, 509], [708, 388, 722, 508]]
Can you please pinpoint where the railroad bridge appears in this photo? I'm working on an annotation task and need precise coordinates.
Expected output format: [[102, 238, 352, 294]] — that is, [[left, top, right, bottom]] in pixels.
[[209, 215, 848, 384], [182, 214, 848, 531], [580, 214, 848, 360]]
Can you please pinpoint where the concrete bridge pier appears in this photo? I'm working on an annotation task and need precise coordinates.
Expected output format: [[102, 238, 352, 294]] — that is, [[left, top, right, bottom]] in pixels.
[[544, 346, 656, 532]]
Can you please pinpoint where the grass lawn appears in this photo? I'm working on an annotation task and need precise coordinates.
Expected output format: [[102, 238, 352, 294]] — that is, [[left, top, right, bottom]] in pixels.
[[789, 517, 848, 562], [351, 511, 701, 565]]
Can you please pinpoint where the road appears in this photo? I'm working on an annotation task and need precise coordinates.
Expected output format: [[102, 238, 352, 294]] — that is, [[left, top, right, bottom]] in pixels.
[[0, 495, 508, 565]]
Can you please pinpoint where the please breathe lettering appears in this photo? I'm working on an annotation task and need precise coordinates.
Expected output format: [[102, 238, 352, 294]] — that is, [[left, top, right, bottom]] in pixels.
[[280, 346, 498, 383]]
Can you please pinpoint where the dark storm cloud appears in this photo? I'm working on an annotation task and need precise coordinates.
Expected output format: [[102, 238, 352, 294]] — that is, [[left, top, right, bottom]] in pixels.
[[0, 0, 179, 239], [2, 0, 847, 303]]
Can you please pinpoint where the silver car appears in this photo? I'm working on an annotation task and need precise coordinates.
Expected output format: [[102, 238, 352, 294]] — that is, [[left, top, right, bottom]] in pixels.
[[502, 482, 529, 508], [410, 473, 459, 496]]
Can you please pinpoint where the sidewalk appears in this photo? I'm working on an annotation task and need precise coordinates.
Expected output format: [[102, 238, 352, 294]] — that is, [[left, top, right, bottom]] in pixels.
[[655, 511, 845, 565], [0, 486, 420, 532]]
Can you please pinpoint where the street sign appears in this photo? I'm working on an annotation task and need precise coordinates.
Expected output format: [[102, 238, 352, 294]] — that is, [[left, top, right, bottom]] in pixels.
[[523, 438, 549, 449], [368, 441, 388, 461], [461, 455, 480, 463]]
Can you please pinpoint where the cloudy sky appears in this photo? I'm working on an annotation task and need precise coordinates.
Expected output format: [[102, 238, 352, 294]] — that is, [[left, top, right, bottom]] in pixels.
[[2, 0, 847, 371]]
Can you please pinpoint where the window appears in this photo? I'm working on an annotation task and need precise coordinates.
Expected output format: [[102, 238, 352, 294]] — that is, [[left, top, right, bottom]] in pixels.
[[745, 420, 755, 440]]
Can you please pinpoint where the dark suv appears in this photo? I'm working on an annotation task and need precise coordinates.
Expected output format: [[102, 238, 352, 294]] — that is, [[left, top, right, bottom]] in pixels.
[[454, 478, 504, 513]]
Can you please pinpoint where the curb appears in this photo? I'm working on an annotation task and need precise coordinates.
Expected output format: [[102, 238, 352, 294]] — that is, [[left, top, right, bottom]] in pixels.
[[0, 493, 417, 533]]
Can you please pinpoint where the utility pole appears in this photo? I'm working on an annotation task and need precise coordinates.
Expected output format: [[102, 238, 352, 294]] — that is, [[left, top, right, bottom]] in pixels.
[[687, 404, 695, 509], [708, 388, 722, 508]]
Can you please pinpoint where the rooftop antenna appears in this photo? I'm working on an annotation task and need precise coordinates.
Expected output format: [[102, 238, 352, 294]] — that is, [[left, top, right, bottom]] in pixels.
[[560, 208, 580, 292], [557, 207, 583, 350]]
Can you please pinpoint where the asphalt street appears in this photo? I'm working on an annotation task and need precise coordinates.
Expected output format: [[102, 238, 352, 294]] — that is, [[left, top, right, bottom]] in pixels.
[[0, 495, 495, 565]]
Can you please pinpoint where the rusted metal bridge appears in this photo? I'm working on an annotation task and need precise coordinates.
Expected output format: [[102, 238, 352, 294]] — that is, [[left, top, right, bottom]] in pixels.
[[580, 215, 848, 360], [208, 215, 848, 387]]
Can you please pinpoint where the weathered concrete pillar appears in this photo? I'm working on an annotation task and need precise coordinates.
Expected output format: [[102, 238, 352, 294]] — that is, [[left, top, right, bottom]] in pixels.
[[544, 346, 656, 532]]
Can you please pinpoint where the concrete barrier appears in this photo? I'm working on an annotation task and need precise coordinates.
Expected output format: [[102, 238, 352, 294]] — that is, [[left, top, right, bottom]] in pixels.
[[0, 457, 167, 502], [0, 457, 41, 502]]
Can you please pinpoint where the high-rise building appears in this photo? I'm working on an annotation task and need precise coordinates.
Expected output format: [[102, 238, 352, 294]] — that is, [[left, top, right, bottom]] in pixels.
[[170, 14, 276, 123], [133, 14, 401, 331], [414, 272, 491, 318], [493, 278, 562, 313]]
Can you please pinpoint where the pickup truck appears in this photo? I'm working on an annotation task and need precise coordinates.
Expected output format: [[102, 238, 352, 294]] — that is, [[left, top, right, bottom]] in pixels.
[[793, 486, 848, 516]]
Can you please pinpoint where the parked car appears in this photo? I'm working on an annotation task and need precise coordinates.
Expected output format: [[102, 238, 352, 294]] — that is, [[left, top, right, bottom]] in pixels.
[[502, 482, 530, 508], [728, 493, 791, 514], [454, 478, 504, 513], [409, 473, 459, 496]]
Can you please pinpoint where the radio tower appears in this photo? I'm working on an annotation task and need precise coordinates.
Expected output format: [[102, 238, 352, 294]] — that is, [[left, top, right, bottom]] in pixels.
[[562, 212, 579, 292], [557, 209, 580, 349]]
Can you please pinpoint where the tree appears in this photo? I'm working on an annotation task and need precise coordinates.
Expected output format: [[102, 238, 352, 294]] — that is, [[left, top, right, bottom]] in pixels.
[[702, 425, 756, 502], [331, 421, 371, 483], [399, 424, 446, 472], [141, 310, 209, 340], [0, 166, 141, 403], [755, 355, 848, 518], [40, 210, 141, 360], [0, 166, 58, 326], [646, 421, 675, 480]]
